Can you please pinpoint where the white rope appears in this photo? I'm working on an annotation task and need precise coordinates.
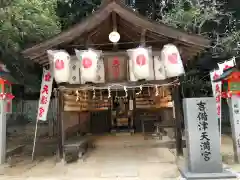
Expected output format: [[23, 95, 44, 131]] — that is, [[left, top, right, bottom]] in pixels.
[[58, 80, 179, 91]]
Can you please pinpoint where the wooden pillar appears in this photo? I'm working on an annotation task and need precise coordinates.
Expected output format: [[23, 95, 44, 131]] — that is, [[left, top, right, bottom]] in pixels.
[[172, 83, 183, 156], [56, 89, 64, 160]]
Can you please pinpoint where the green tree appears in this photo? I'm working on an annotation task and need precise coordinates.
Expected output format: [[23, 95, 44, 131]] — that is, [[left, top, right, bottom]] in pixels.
[[132, 0, 240, 97], [0, 0, 61, 87], [56, 0, 101, 30], [135, 0, 240, 58]]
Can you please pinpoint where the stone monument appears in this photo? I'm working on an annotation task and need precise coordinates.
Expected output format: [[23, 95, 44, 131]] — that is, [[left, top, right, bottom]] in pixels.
[[179, 97, 236, 179]]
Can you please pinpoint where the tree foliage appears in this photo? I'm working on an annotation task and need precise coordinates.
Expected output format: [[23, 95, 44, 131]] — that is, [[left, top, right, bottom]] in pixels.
[[56, 0, 101, 30], [134, 0, 240, 59], [0, 0, 239, 92], [131, 0, 240, 96], [0, 0, 61, 88], [0, 0, 60, 52], [55, 0, 240, 59]]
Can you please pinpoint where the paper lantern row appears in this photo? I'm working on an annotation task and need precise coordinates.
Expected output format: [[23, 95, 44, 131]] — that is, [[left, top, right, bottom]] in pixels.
[[47, 44, 185, 84]]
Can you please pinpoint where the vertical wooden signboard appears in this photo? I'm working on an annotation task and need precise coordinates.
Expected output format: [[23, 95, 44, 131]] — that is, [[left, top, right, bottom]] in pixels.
[[104, 55, 128, 83]]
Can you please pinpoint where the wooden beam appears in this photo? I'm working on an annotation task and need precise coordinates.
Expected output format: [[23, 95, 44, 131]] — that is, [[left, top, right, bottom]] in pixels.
[[56, 89, 64, 160], [28, 52, 46, 60], [88, 16, 111, 41], [140, 29, 146, 46], [112, 12, 117, 31], [111, 12, 118, 50], [85, 36, 94, 49], [117, 26, 139, 41], [70, 36, 85, 47], [119, 19, 169, 42], [90, 17, 111, 48], [42, 61, 50, 66], [33, 55, 48, 63]]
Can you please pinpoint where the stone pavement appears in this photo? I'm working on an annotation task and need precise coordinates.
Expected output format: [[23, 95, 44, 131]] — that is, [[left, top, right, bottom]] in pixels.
[[0, 135, 181, 180], [0, 134, 240, 180]]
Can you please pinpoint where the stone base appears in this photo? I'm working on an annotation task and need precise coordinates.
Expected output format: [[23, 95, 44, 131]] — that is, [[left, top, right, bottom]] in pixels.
[[179, 165, 237, 179]]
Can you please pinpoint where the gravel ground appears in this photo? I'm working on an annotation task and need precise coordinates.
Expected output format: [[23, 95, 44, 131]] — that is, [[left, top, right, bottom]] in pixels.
[[1, 129, 240, 180]]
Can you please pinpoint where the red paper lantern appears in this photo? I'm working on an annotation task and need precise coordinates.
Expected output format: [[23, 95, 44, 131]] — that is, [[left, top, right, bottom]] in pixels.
[[55, 59, 64, 70], [112, 57, 120, 79], [168, 53, 178, 64], [113, 57, 120, 66], [136, 54, 146, 66], [82, 57, 92, 68]]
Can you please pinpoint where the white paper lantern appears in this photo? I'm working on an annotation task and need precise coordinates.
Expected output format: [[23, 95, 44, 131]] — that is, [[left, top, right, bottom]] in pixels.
[[154, 56, 166, 80], [109, 31, 120, 43], [75, 49, 102, 83], [127, 47, 152, 80], [161, 44, 185, 78], [47, 50, 70, 83]]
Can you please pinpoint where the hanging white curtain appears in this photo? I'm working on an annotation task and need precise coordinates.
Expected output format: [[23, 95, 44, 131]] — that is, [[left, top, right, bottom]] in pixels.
[[161, 44, 185, 78], [47, 50, 70, 83]]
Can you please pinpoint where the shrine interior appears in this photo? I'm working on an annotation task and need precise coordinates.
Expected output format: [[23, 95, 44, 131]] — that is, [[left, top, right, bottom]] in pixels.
[[62, 87, 174, 136]]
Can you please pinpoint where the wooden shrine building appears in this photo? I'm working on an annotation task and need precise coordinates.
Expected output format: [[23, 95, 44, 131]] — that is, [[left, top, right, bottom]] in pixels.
[[22, 0, 210, 161]]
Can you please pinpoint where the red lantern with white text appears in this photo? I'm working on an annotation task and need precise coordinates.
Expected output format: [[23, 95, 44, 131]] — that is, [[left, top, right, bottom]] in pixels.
[[75, 49, 101, 83], [161, 44, 185, 78]]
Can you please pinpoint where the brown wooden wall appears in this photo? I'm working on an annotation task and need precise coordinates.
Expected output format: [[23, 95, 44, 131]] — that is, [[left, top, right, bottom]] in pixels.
[[63, 111, 90, 138], [62, 109, 174, 136]]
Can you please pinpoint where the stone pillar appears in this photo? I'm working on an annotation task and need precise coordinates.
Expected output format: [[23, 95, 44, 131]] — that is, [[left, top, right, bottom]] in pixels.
[[0, 100, 6, 164], [179, 97, 236, 179], [228, 95, 240, 163]]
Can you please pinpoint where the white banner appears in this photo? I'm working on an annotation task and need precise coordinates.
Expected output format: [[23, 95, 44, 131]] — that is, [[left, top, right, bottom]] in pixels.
[[218, 57, 236, 74], [37, 69, 53, 121], [210, 69, 222, 138]]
